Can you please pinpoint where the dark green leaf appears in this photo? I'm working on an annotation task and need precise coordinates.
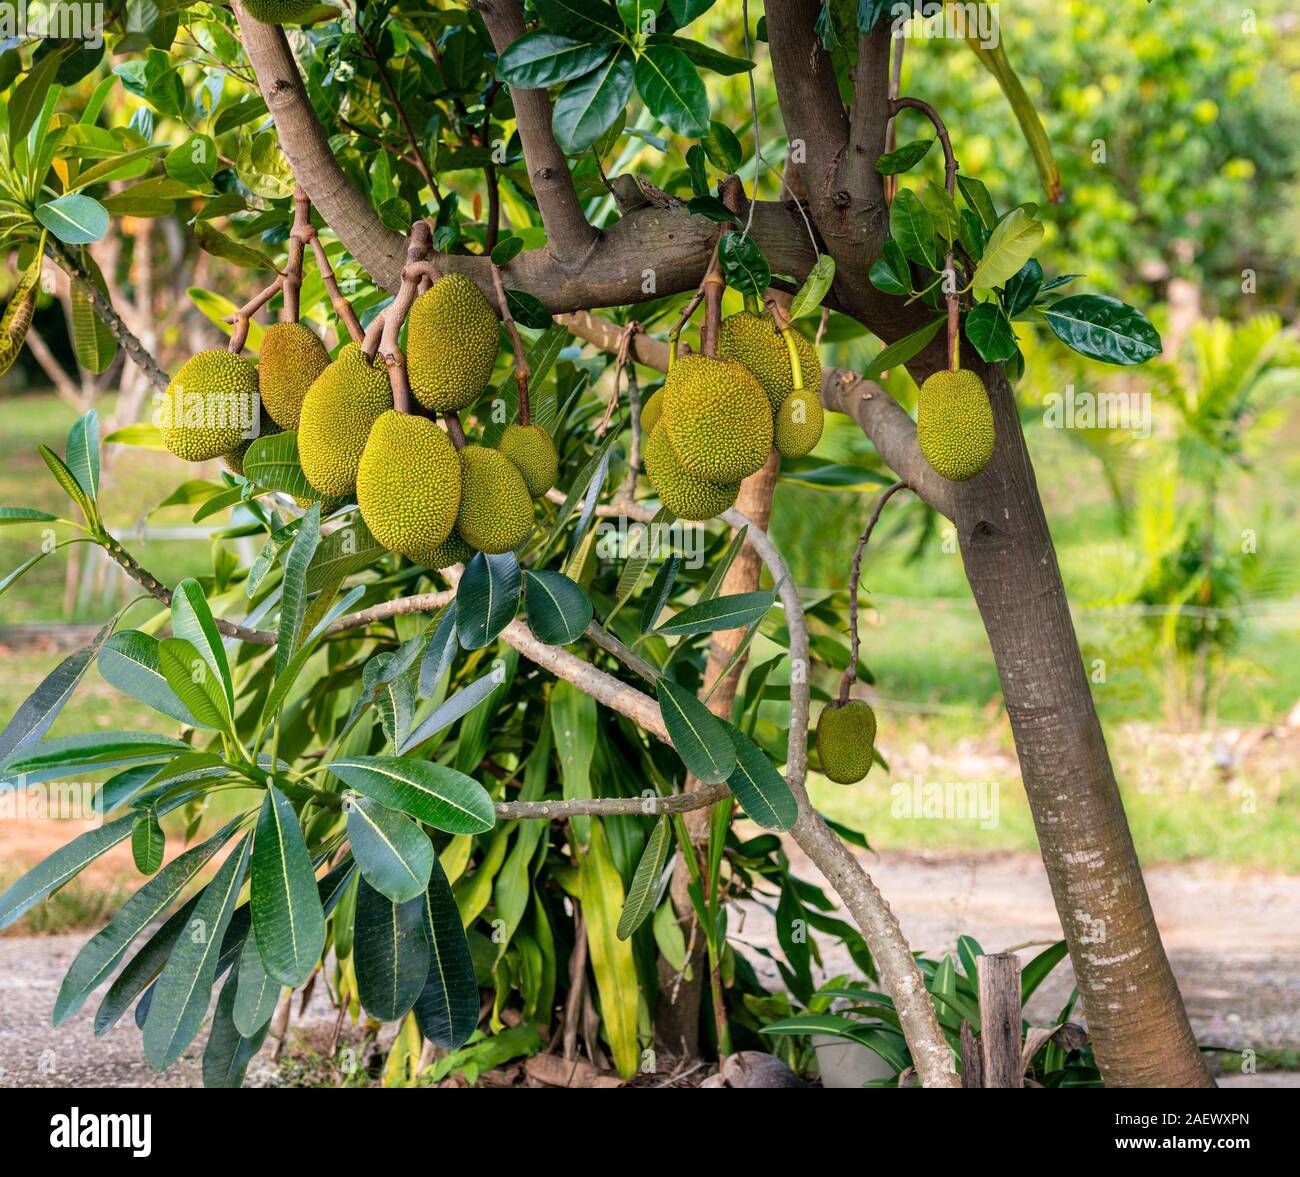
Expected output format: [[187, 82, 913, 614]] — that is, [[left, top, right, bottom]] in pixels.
[[457, 550, 521, 650], [656, 679, 736, 784], [232, 932, 280, 1036], [788, 255, 837, 319], [1021, 939, 1070, 1002], [157, 637, 230, 731], [497, 31, 612, 87], [1003, 257, 1043, 317], [277, 503, 321, 675], [685, 194, 739, 224], [504, 288, 553, 330], [402, 670, 502, 755], [534, 0, 624, 41], [726, 727, 797, 831], [329, 757, 496, 835], [417, 606, 459, 698], [97, 631, 197, 726], [889, 189, 940, 270], [346, 793, 435, 903], [863, 316, 945, 380], [659, 36, 753, 76], [957, 174, 998, 230], [3, 731, 191, 781], [169, 578, 234, 711], [640, 553, 680, 633], [656, 588, 775, 636], [965, 302, 1019, 363], [353, 878, 430, 1021], [489, 235, 525, 266], [250, 784, 326, 986], [523, 570, 593, 645], [1042, 295, 1162, 365], [701, 120, 742, 172], [131, 809, 165, 874], [875, 138, 933, 175], [203, 966, 270, 1088], [635, 44, 709, 137], [667, 0, 716, 26], [616, 816, 671, 940], [10, 50, 65, 146], [718, 232, 772, 298], [412, 857, 479, 1049], [552, 49, 635, 154]]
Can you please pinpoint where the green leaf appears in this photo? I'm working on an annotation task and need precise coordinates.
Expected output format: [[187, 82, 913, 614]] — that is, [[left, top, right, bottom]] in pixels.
[[788, 255, 837, 319], [863, 316, 945, 380], [232, 935, 280, 1037], [35, 194, 109, 245], [164, 133, 218, 189], [869, 246, 911, 298], [523, 569, 593, 645], [305, 515, 383, 593], [401, 670, 503, 755], [70, 256, 117, 373], [889, 189, 940, 271], [250, 784, 326, 987], [0, 812, 135, 930], [417, 605, 460, 697], [97, 630, 197, 726], [640, 553, 680, 633], [718, 232, 772, 298], [701, 120, 742, 172], [956, 174, 998, 231], [921, 184, 960, 245], [203, 966, 270, 1088], [971, 207, 1044, 294], [635, 44, 709, 137], [607, 505, 671, 623], [552, 49, 635, 154], [3, 731, 191, 781], [131, 808, 165, 874], [489, 235, 524, 266], [654, 35, 751, 76], [39, 444, 93, 521], [346, 793, 435, 904], [142, 834, 251, 1070], [1021, 939, 1070, 1003], [965, 302, 1019, 363], [353, 878, 430, 1022], [157, 637, 231, 732], [194, 219, 277, 271], [63, 412, 99, 504], [535, 0, 625, 41], [726, 727, 797, 831], [170, 578, 235, 712], [0, 506, 58, 526], [656, 679, 736, 784], [685, 194, 739, 224], [240, 431, 317, 498], [187, 286, 264, 350], [10, 50, 65, 148], [54, 817, 244, 1025], [277, 503, 321, 675], [875, 137, 933, 175], [656, 588, 775, 636], [504, 288, 553, 330], [329, 757, 496, 835], [457, 550, 521, 650], [93, 894, 201, 1036], [616, 816, 671, 940], [1042, 295, 1162, 366], [0, 618, 113, 764], [1003, 257, 1043, 317], [497, 31, 612, 87], [412, 856, 479, 1049]]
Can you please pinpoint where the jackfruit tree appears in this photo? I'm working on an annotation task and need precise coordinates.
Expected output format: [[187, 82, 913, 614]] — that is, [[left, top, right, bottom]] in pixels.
[[0, 1, 1223, 1088]]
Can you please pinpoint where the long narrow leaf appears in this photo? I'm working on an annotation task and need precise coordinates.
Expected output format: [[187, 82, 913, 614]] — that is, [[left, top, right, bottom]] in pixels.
[[250, 784, 326, 986]]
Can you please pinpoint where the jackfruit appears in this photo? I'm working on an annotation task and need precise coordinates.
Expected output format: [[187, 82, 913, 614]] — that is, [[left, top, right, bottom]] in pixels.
[[161, 350, 259, 462], [815, 700, 877, 785], [257, 322, 331, 430], [297, 344, 392, 499], [223, 408, 282, 476], [411, 530, 474, 571], [498, 423, 558, 498], [407, 274, 501, 412], [356, 410, 462, 560], [917, 369, 995, 482], [661, 353, 772, 484], [643, 424, 739, 521], [774, 389, 824, 458], [239, 0, 317, 23], [640, 388, 664, 435], [455, 445, 534, 554], [719, 311, 821, 410]]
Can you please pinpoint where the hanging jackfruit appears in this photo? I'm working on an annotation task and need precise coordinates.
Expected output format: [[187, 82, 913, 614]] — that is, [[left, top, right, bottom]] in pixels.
[[297, 343, 392, 499], [454, 444, 534, 554], [661, 353, 772, 485], [815, 700, 877, 785], [640, 387, 664, 436], [718, 311, 821, 411], [411, 529, 475, 571], [774, 389, 824, 458], [238, 0, 318, 24], [257, 322, 331, 430], [161, 350, 260, 462], [407, 273, 501, 412], [916, 369, 995, 482], [498, 423, 558, 498], [643, 423, 739, 521]]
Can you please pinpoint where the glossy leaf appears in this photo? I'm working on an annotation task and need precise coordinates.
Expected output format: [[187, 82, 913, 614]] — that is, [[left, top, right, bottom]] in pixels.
[[417, 606, 460, 698], [35, 194, 109, 244], [203, 967, 270, 1089], [131, 808, 165, 874], [616, 816, 671, 940], [889, 189, 940, 270], [232, 934, 280, 1037], [346, 793, 435, 903], [535, 0, 624, 41], [1042, 295, 1162, 366], [956, 174, 998, 230], [524, 569, 593, 645], [965, 302, 1019, 363], [412, 856, 479, 1049], [65, 409, 100, 501], [788, 255, 837, 319], [241, 431, 320, 501], [157, 637, 230, 732], [97, 630, 197, 726], [655, 588, 775, 636], [3, 731, 191, 781], [497, 31, 612, 87], [640, 553, 680, 632], [329, 756, 495, 834], [718, 231, 772, 298], [875, 137, 933, 175], [863, 316, 945, 380], [552, 49, 635, 154], [250, 785, 326, 986], [635, 43, 709, 137], [726, 727, 798, 832], [353, 878, 430, 1022], [457, 550, 521, 650], [277, 503, 321, 675], [1003, 257, 1044, 317], [169, 578, 234, 711], [656, 679, 736, 784], [971, 207, 1045, 294]]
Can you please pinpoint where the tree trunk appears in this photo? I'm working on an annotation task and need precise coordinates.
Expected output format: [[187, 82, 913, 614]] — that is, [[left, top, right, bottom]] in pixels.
[[954, 359, 1213, 1088]]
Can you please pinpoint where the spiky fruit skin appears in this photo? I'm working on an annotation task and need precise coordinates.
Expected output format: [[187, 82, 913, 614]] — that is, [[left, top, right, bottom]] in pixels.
[[161, 351, 259, 462], [239, 0, 317, 23], [640, 387, 664, 435], [298, 344, 392, 499], [643, 424, 740, 521], [407, 274, 501, 412], [357, 411, 462, 559], [223, 409, 282, 476], [774, 389, 824, 458], [498, 423, 558, 498], [455, 445, 534, 554], [917, 369, 995, 482], [816, 700, 877, 785], [410, 530, 475, 570], [661, 354, 772, 484], [257, 322, 330, 430], [719, 311, 822, 411]]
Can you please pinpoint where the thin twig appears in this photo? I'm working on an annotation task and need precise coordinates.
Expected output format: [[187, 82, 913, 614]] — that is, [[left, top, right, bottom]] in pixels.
[[490, 262, 531, 425]]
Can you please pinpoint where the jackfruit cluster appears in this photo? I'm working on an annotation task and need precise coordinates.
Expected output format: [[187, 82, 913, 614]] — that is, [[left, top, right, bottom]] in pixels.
[[498, 423, 558, 499], [643, 424, 740, 521], [239, 0, 318, 24], [298, 344, 393, 499], [917, 369, 995, 482], [407, 274, 501, 412], [455, 445, 535, 554], [161, 350, 260, 462], [815, 700, 877, 785]]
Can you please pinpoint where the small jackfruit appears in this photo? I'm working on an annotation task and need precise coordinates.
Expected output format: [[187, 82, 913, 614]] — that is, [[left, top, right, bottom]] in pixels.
[[356, 411, 462, 560], [816, 700, 877, 785], [662, 354, 772, 485], [643, 424, 739, 521], [774, 389, 824, 458], [411, 530, 474, 571], [239, 0, 317, 23], [917, 369, 995, 482], [407, 274, 501, 412], [298, 344, 392, 499], [258, 322, 331, 430], [718, 311, 821, 411], [455, 445, 534, 554], [640, 387, 664, 435], [498, 423, 558, 498], [161, 350, 259, 462], [223, 408, 282, 476]]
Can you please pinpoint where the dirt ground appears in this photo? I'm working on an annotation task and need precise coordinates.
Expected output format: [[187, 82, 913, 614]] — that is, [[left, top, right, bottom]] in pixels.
[[1, 847, 1296, 1088]]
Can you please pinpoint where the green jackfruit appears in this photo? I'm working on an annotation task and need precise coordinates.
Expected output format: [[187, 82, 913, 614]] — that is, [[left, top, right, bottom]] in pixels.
[[774, 389, 824, 458], [661, 353, 772, 484], [718, 311, 821, 410], [455, 445, 534, 554], [917, 369, 995, 482], [643, 424, 740, 521], [298, 344, 392, 499], [257, 322, 331, 430], [816, 700, 877, 785], [498, 423, 558, 498], [407, 274, 501, 412], [223, 408, 282, 476], [239, 0, 317, 23], [161, 350, 259, 462], [356, 411, 462, 560], [411, 530, 475, 570], [640, 387, 664, 435]]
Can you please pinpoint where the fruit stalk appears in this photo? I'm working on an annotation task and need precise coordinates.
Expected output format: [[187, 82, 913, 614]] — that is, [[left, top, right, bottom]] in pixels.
[[365, 219, 434, 415], [489, 261, 532, 425]]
